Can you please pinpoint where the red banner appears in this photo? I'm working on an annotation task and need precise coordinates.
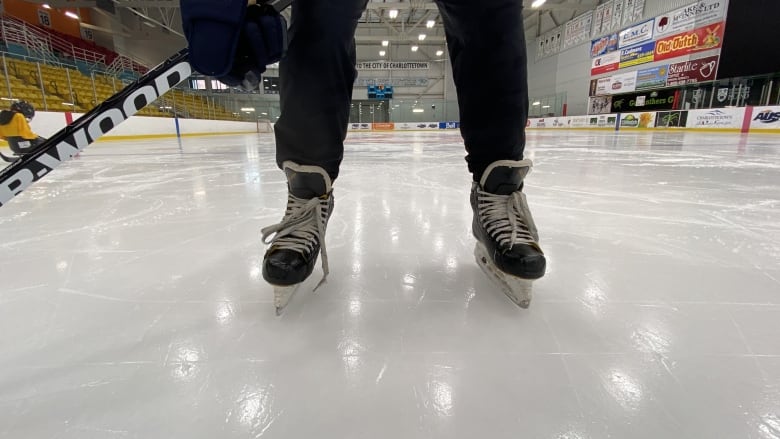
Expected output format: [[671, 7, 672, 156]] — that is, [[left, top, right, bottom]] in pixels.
[[667, 55, 720, 86], [654, 22, 725, 62]]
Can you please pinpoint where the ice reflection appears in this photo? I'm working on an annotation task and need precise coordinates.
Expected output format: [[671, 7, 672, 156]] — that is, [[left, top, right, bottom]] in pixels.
[[216, 301, 236, 325], [429, 379, 454, 417], [603, 369, 643, 412], [235, 385, 276, 433], [170, 344, 202, 382]]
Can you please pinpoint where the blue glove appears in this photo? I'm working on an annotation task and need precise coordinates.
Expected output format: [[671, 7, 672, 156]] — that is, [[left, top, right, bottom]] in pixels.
[[180, 0, 288, 89]]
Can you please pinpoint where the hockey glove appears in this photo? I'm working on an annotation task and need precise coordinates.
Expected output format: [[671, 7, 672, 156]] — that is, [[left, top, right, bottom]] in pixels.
[[180, 0, 288, 89]]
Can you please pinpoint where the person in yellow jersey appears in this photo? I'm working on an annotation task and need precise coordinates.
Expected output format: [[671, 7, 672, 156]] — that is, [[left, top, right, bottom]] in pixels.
[[0, 101, 45, 158]]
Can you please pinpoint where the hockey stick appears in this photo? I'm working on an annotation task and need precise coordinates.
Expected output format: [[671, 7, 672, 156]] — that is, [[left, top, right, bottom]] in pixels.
[[0, 48, 191, 208], [0, 0, 291, 209]]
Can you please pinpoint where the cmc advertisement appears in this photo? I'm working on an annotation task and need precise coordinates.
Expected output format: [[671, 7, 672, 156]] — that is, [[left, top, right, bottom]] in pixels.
[[654, 21, 724, 61], [654, 0, 727, 38], [636, 65, 669, 90], [619, 41, 656, 69], [618, 19, 654, 48], [750, 107, 780, 131], [667, 55, 720, 86], [591, 51, 621, 75]]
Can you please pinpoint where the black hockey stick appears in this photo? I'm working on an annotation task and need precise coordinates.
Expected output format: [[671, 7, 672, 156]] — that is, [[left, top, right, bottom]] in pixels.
[[0, 0, 291, 208], [0, 48, 191, 208]]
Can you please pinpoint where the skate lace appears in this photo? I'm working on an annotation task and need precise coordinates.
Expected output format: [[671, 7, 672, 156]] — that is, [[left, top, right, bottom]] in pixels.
[[260, 193, 331, 290], [477, 190, 538, 249]]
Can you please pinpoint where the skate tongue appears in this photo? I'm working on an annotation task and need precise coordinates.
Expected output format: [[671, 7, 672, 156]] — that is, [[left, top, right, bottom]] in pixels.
[[482, 166, 524, 195], [286, 169, 328, 199]]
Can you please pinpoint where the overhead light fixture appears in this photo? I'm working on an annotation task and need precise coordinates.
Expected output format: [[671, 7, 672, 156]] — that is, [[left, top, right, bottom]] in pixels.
[[261, 112, 268, 115], [426, 20, 435, 28], [64, 11, 79, 20], [531, 0, 547, 7], [411, 45, 419, 52], [388, 9, 398, 19], [379, 50, 386, 56], [412, 108, 424, 113], [381, 40, 389, 47], [418, 33, 427, 41], [240, 107, 255, 112], [436, 50, 444, 56], [532, 101, 541, 105], [542, 105, 551, 109], [41, 4, 51, 9]]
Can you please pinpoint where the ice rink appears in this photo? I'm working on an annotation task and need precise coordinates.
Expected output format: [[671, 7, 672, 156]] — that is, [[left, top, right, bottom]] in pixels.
[[1, 129, 779, 438]]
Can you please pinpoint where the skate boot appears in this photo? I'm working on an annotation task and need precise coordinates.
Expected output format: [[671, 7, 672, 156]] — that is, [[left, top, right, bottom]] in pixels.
[[471, 159, 546, 308], [261, 161, 334, 315]]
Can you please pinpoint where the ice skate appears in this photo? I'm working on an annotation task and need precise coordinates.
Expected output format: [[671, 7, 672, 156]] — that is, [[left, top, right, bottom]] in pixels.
[[261, 161, 334, 315], [471, 159, 545, 308]]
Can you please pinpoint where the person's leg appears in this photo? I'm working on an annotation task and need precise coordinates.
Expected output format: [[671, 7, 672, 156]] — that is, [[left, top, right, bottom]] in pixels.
[[436, 0, 545, 308], [263, 0, 367, 313], [434, 0, 528, 181], [274, 0, 368, 182]]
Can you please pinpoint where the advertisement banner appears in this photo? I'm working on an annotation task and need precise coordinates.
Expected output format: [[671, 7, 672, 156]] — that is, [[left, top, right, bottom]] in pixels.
[[636, 65, 669, 90], [394, 122, 439, 131], [619, 41, 656, 68], [348, 122, 372, 131], [591, 51, 621, 75], [611, 89, 677, 113], [654, 0, 727, 38], [564, 11, 594, 49], [601, 0, 615, 33], [591, 33, 620, 58], [619, 112, 656, 128], [356, 62, 430, 70], [592, 3, 607, 36], [536, 26, 564, 60], [588, 96, 613, 114], [656, 111, 689, 127], [750, 107, 780, 131], [611, 0, 625, 31], [654, 21, 724, 61], [618, 19, 654, 48], [439, 121, 460, 129], [685, 108, 745, 129], [599, 71, 638, 95], [667, 55, 719, 86], [372, 123, 395, 131]]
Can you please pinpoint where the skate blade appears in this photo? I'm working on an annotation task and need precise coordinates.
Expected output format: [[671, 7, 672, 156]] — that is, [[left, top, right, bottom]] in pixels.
[[273, 284, 301, 316], [474, 242, 534, 309]]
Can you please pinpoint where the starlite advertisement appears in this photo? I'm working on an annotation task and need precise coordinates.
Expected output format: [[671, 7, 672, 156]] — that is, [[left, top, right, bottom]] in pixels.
[[667, 55, 720, 86]]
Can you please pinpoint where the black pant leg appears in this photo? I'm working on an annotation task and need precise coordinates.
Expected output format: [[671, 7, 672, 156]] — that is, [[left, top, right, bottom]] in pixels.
[[434, 0, 529, 181], [274, 0, 368, 181]]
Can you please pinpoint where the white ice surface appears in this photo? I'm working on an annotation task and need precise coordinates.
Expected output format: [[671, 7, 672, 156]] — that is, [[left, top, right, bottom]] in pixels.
[[1, 130, 779, 438]]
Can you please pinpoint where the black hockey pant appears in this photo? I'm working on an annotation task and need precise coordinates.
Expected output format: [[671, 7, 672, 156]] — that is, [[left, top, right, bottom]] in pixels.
[[274, 0, 529, 182]]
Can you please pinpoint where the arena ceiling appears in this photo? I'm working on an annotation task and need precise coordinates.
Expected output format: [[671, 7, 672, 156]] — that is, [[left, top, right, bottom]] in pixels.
[[24, 0, 600, 47]]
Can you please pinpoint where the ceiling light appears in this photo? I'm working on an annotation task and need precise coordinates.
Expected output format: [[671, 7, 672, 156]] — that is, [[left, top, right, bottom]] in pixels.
[[531, 0, 547, 7], [379, 50, 386, 56], [412, 108, 424, 113], [426, 20, 435, 28], [436, 50, 444, 56], [532, 101, 541, 105], [542, 105, 551, 108], [418, 34, 426, 41], [41, 4, 51, 9], [381, 40, 389, 47], [388, 9, 398, 19], [64, 11, 79, 19], [240, 107, 255, 112], [411, 45, 419, 52]]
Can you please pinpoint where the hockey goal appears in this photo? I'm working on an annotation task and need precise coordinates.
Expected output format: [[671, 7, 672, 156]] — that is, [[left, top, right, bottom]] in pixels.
[[257, 119, 274, 133]]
